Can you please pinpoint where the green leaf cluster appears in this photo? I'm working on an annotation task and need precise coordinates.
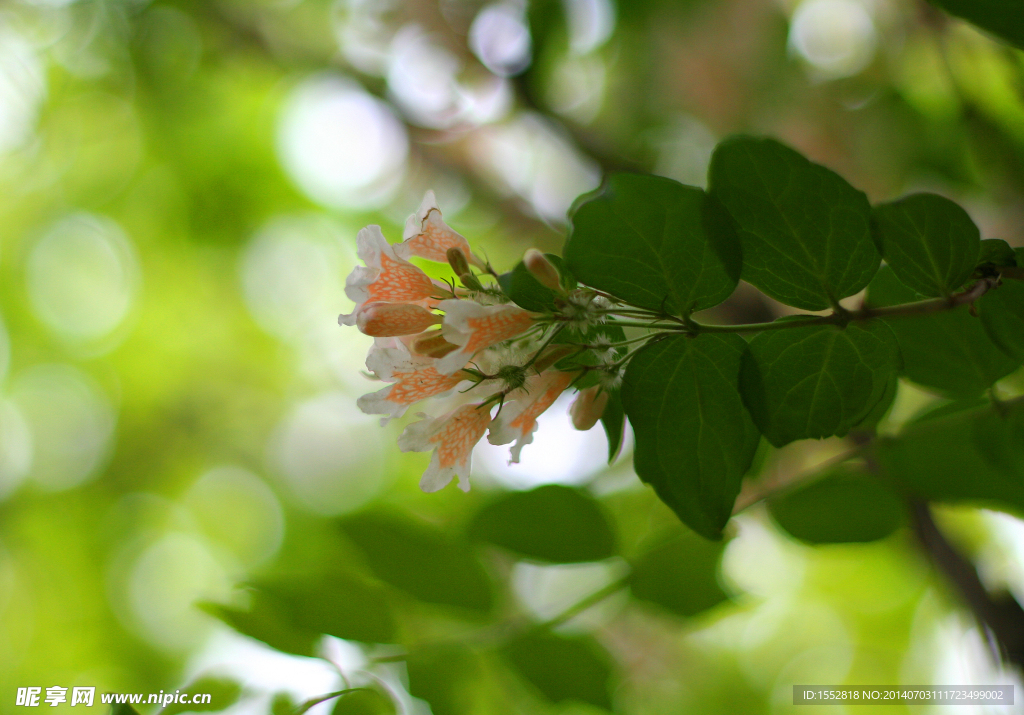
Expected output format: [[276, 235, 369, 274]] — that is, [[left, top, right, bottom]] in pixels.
[[564, 135, 1024, 541]]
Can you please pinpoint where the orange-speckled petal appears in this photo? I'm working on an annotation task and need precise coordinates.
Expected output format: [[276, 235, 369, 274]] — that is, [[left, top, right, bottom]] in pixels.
[[431, 403, 492, 469], [357, 303, 441, 337], [365, 252, 439, 304]]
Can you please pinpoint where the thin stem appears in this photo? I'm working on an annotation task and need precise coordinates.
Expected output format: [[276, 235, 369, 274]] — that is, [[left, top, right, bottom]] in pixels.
[[537, 577, 629, 631], [293, 689, 372, 715], [696, 277, 997, 334], [731, 444, 868, 514], [524, 324, 567, 369]]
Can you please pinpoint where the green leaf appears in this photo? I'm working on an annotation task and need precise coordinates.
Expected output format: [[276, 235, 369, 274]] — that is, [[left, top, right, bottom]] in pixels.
[[867, 266, 1018, 396], [628, 529, 730, 617], [198, 595, 319, 657], [467, 485, 617, 563], [622, 333, 760, 539], [925, 0, 1024, 51], [977, 238, 1017, 268], [339, 510, 493, 613], [565, 173, 741, 315], [271, 693, 296, 715], [871, 193, 980, 297], [708, 135, 879, 310], [254, 574, 396, 643], [160, 677, 241, 715], [406, 644, 478, 715], [497, 254, 572, 311], [739, 322, 901, 447], [500, 632, 614, 710], [876, 399, 1024, 512], [331, 689, 396, 715], [851, 372, 898, 430], [111, 705, 141, 715], [600, 387, 626, 463], [979, 279, 1024, 362], [767, 465, 905, 544]]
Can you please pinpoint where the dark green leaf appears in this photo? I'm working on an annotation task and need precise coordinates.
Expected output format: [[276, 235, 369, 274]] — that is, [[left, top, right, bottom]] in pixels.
[[601, 388, 626, 463], [467, 485, 616, 563], [331, 689, 396, 715], [708, 135, 879, 310], [198, 595, 319, 657], [739, 322, 901, 447], [977, 238, 1017, 268], [500, 632, 614, 710], [406, 644, 478, 715], [622, 333, 760, 539], [497, 254, 571, 311], [925, 0, 1024, 51], [876, 399, 1024, 512], [339, 511, 493, 613], [565, 173, 741, 315], [851, 372, 898, 430], [767, 465, 905, 544], [255, 574, 396, 643], [628, 529, 730, 617], [160, 677, 241, 715], [867, 266, 1018, 396], [979, 279, 1024, 362], [871, 193, 980, 297]]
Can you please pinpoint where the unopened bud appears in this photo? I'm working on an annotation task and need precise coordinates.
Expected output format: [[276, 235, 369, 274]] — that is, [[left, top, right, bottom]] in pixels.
[[357, 303, 441, 337], [447, 247, 471, 276], [459, 272, 484, 292], [570, 386, 609, 431], [524, 249, 561, 291], [412, 330, 460, 358]]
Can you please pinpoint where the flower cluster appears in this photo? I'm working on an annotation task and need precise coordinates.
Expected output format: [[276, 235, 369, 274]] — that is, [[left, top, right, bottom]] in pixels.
[[339, 192, 615, 492]]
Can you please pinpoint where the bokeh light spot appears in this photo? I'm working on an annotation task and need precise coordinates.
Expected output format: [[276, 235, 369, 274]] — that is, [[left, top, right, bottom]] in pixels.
[[277, 75, 408, 210], [26, 213, 140, 345], [269, 393, 388, 515], [0, 400, 32, 499], [184, 466, 285, 569], [469, 3, 532, 77], [127, 533, 232, 651], [10, 364, 115, 492], [789, 0, 877, 80], [0, 27, 45, 153]]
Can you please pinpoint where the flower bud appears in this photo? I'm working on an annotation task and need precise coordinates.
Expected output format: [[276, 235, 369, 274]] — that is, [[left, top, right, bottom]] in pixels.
[[524, 249, 562, 291], [447, 247, 471, 276], [570, 386, 609, 431], [357, 303, 441, 337], [412, 330, 460, 358], [459, 272, 485, 292]]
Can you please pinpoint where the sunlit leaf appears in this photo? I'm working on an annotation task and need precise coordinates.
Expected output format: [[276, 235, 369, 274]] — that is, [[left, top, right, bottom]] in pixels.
[[500, 631, 614, 710], [622, 333, 760, 539], [467, 485, 617, 563], [566, 173, 741, 315], [768, 465, 906, 544], [739, 322, 901, 446], [331, 689, 396, 715], [406, 644, 479, 715], [708, 136, 879, 310], [871, 193, 980, 297], [160, 677, 241, 715], [339, 511, 493, 613]]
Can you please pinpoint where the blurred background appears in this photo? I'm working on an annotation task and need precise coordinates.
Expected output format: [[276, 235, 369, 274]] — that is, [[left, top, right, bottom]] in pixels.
[[0, 0, 1023, 712]]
